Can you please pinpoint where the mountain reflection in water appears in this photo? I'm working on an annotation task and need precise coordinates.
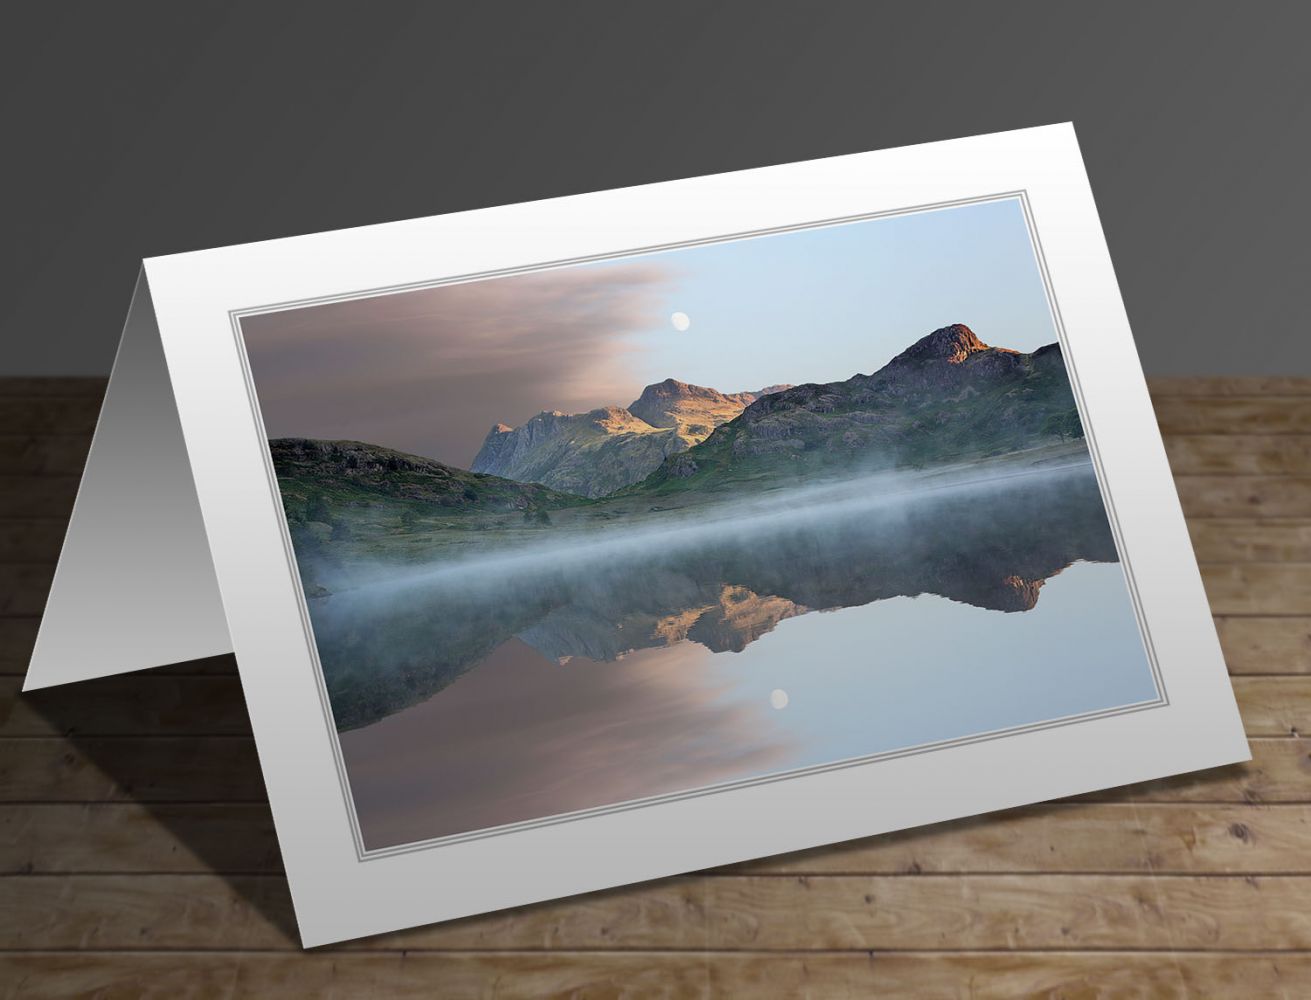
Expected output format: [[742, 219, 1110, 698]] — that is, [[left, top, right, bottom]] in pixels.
[[311, 460, 1158, 847]]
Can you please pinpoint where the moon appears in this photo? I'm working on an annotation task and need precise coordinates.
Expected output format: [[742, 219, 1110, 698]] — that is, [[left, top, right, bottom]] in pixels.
[[770, 688, 789, 710], [670, 311, 691, 332]]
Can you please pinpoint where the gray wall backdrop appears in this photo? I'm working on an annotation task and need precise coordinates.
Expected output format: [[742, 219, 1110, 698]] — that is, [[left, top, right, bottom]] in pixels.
[[5, 1, 1309, 376]]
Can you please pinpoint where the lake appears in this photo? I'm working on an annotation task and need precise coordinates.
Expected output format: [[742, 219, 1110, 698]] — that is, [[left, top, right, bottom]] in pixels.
[[312, 459, 1158, 849]]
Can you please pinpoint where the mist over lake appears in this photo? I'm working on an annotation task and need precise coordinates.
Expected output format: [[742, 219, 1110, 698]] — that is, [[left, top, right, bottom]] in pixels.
[[300, 458, 1156, 848]]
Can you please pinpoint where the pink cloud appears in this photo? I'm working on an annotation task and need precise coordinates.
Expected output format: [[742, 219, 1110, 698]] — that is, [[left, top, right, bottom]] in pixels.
[[241, 261, 673, 467]]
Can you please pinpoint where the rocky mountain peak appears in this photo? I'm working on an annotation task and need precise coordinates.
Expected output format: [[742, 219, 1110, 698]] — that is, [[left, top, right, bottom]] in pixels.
[[629, 379, 746, 429], [892, 324, 990, 365]]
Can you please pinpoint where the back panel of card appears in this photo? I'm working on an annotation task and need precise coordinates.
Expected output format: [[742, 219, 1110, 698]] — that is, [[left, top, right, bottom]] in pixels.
[[23, 272, 232, 689]]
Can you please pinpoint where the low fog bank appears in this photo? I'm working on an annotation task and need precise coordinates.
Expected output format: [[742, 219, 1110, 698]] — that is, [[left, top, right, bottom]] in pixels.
[[342, 454, 1104, 598], [311, 451, 1120, 730]]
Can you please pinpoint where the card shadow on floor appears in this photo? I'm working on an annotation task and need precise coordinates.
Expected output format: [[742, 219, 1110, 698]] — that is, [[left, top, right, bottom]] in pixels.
[[19, 656, 301, 945], [18, 656, 1261, 951]]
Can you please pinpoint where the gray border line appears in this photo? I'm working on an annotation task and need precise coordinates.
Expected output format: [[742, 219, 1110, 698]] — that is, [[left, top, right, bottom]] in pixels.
[[229, 190, 1166, 862]]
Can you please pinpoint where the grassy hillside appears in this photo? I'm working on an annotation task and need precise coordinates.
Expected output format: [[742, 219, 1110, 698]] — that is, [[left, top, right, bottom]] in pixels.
[[627, 330, 1083, 498]]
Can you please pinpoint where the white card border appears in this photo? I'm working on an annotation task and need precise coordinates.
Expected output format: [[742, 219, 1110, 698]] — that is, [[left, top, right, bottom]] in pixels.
[[143, 123, 1248, 947], [231, 190, 1172, 863]]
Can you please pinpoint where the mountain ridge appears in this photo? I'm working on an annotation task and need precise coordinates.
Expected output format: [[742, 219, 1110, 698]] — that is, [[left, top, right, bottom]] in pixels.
[[471, 379, 792, 497], [627, 324, 1082, 495]]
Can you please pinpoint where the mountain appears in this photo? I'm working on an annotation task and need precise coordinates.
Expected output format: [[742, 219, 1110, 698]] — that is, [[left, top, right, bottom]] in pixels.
[[471, 380, 791, 498], [629, 324, 1083, 496], [627, 379, 771, 440]]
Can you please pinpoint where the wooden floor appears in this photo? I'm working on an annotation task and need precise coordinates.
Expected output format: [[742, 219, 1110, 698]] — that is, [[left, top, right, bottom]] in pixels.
[[1, 376, 1309, 998]]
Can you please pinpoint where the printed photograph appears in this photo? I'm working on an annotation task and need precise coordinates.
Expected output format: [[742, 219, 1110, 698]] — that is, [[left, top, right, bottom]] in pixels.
[[240, 197, 1159, 851]]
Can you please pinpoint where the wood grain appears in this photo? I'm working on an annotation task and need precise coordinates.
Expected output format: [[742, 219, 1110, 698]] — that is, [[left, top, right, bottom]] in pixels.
[[731, 802, 1311, 876], [710, 952, 1311, 999], [0, 378, 105, 397], [1147, 376, 1311, 397], [1200, 563, 1311, 615], [1216, 617, 1311, 673], [1166, 435, 1311, 476], [2, 376, 1310, 996], [2, 953, 710, 999], [6, 872, 1311, 952], [0, 397, 102, 436], [0, 435, 92, 476], [0, 675, 251, 737], [1152, 397, 1311, 435], [1189, 520, 1311, 563], [0, 477, 78, 519], [0, 738, 267, 802], [0, 566, 56, 616], [1177, 476, 1311, 518], [5, 802, 1310, 877], [701, 874, 1311, 950], [2, 952, 1309, 1000], [0, 523, 69, 564]]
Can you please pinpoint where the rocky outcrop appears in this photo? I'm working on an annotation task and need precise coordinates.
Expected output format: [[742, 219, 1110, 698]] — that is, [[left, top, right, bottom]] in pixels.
[[472, 380, 791, 498], [628, 379, 786, 441], [471, 407, 685, 498]]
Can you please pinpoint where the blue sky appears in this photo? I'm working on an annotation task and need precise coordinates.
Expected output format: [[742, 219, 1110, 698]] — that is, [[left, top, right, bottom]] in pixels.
[[610, 196, 1057, 393]]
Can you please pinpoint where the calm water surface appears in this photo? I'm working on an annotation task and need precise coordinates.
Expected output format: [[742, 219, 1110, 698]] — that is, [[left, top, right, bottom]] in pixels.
[[321, 462, 1158, 850]]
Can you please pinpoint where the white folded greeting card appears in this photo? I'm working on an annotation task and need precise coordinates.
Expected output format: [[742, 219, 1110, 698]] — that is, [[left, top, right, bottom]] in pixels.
[[26, 124, 1247, 946]]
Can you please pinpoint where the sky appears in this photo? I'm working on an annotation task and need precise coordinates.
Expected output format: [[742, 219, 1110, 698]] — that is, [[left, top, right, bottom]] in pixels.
[[242, 196, 1059, 468]]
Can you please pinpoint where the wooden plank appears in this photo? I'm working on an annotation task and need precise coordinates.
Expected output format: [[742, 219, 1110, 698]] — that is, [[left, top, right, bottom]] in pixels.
[[731, 803, 1311, 876], [1153, 396, 1311, 435], [0, 736, 1302, 807], [0, 676, 250, 737], [0, 477, 78, 519], [5, 873, 1311, 951], [702, 874, 1311, 951], [1232, 677, 1311, 737], [0, 523, 68, 564], [8, 802, 1310, 878], [1071, 737, 1309, 804], [0, 435, 91, 477], [710, 952, 1310, 999], [1177, 476, 1311, 518], [1201, 564, 1311, 616], [0, 565, 54, 616], [1165, 434, 1311, 475], [0, 738, 266, 802], [1, 951, 1304, 1000], [0, 619, 38, 673], [1217, 617, 1311, 673], [0, 803, 282, 875], [1147, 376, 1311, 396], [0, 873, 706, 951], [0, 397, 102, 436], [0, 952, 709, 999], [1190, 520, 1311, 563], [0, 377, 106, 397]]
